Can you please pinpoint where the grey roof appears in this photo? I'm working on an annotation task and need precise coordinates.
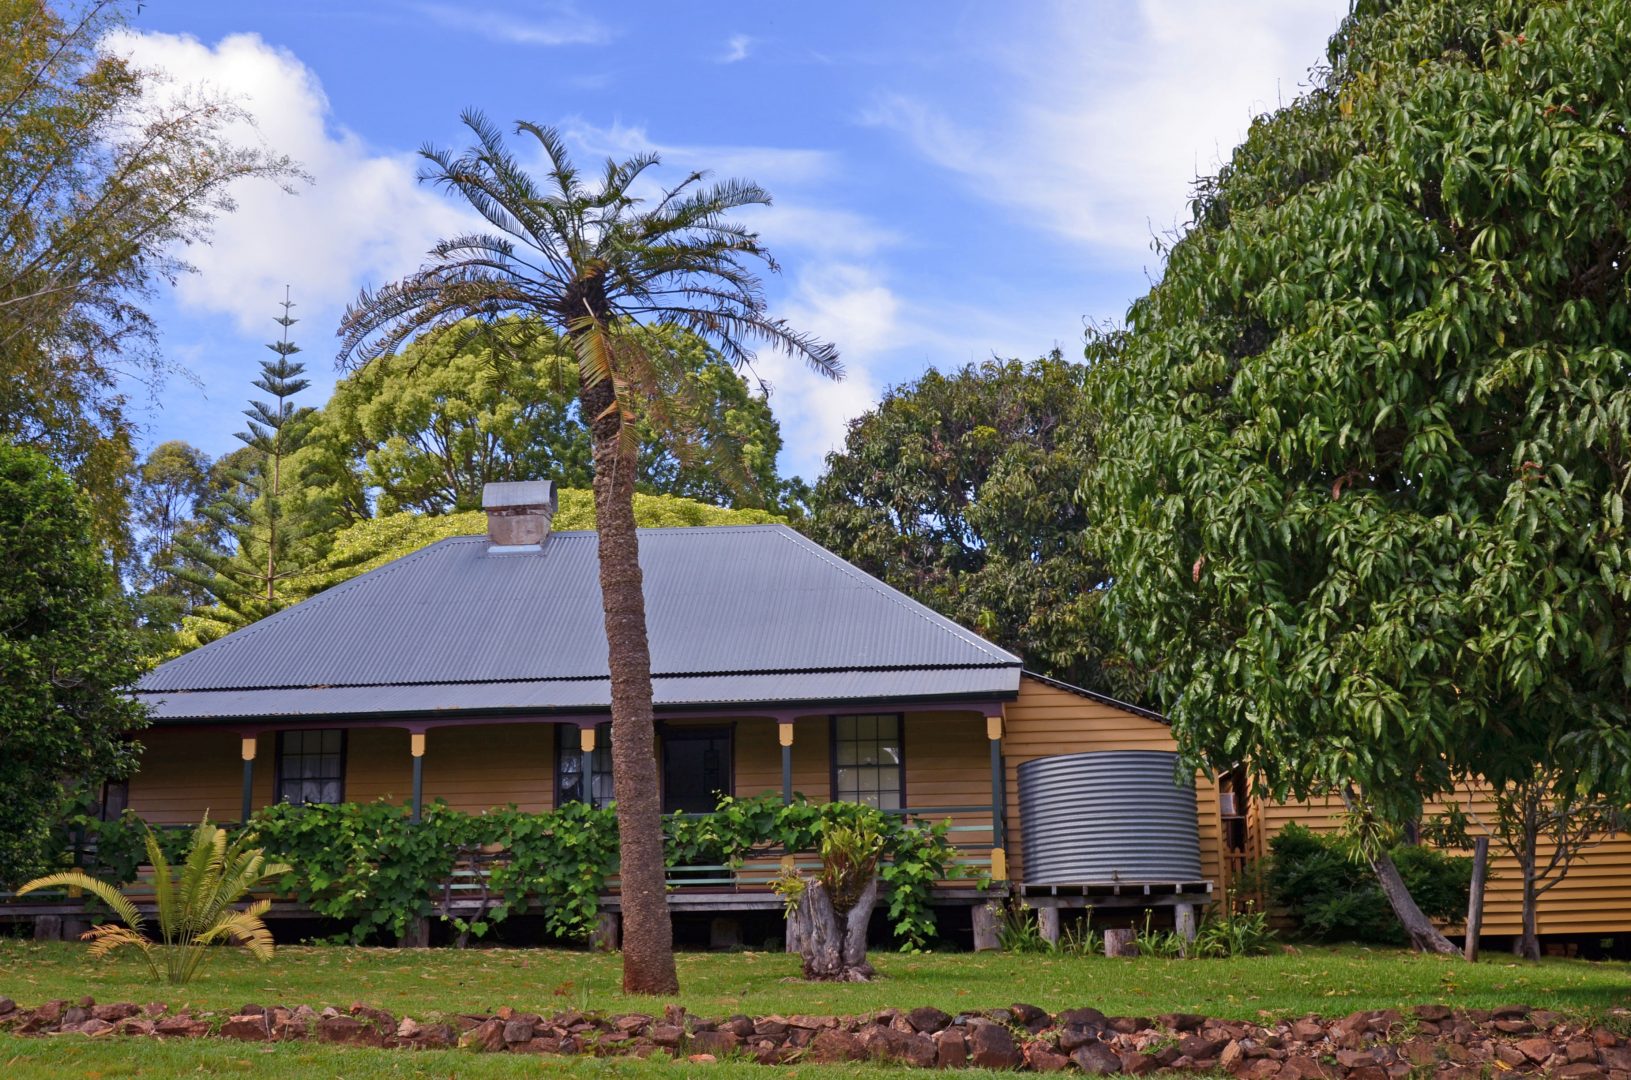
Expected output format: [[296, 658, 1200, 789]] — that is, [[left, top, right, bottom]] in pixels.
[[138, 525, 1022, 722]]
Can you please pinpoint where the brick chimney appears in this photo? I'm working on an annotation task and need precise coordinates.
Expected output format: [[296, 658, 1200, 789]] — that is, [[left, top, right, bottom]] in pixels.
[[482, 480, 557, 550]]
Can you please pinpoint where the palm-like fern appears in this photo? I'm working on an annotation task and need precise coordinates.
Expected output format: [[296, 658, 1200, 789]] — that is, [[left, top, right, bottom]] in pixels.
[[19, 818, 290, 985]]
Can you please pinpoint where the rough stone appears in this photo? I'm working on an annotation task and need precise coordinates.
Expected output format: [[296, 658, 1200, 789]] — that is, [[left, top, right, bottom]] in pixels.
[[321, 1015, 388, 1048], [1024, 1041, 1071, 1071], [1516, 1037, 1560, 1063], [502, 1019, 534, 1044], [907, 1005, 953, 1034], [91, 1003, 137, 1022], [651, 1023, 683, 1048], [934, 1027, 968, 1068], [805, 1028, 864, 1063], [0, 997, 14, 1016], [1071, 1041, 1124, 1074], [76, 1018, 115, 1037], [154, 1017, 208, 1038], [969, 1021, 1022, 1070], [1179, 1034, 1229, 1059], [1219, 1040, 1245, 1072], [690, 1029, 741, 1057], [1011, 1002, 1050, 1032], [1121, 1051, 1160, 1075], [1557, 1066, 1607, 1080], [1165, 1013, 1207, 1032], [219, 1014, 272, 1041], [1289, 1019, 1325, 1043]]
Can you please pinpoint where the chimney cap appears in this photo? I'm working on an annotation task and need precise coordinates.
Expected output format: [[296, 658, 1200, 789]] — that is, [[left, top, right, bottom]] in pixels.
[[482, 480, 557, 513]]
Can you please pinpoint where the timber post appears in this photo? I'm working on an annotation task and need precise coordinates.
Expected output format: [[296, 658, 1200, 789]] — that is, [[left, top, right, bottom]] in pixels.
[[1465, 835, 1490, 962], [1175, 902, 1197, 954], [986, 713, 1007, 881], [778, 721, 794, 805], [240, 735, 257, 825], [579, 725, 597, 805], [410, 731, 426, 824]]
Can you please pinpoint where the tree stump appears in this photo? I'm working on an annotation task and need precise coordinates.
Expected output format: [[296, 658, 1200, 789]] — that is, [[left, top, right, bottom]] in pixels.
[[1104, 927, 1138, 958], [1037, 906, 1061, 946], [788, 877, 878, 981], [592, 912, 620, 953], [398, 916, 431, 948]]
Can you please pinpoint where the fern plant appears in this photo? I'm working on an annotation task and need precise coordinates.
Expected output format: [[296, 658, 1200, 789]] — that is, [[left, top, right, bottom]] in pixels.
[[19, 818, 290, 984]]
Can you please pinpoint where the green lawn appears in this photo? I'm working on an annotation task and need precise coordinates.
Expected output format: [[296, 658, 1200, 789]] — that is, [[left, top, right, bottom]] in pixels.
[[0, 1037, 954, 1079], [3, 940, 1629, 1022]]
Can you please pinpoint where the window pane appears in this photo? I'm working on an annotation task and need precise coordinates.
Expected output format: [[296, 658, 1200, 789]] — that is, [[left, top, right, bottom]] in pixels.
[[876, 715, 900, 740]]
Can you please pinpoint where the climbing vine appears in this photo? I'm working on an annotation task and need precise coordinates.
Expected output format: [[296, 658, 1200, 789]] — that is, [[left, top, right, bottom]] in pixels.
[[61, 795, 965, 949]]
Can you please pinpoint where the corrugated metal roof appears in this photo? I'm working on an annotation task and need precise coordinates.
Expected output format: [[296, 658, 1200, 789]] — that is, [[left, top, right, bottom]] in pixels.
[[138, 525, 1021, 720], [139, 668, 1023, 722]]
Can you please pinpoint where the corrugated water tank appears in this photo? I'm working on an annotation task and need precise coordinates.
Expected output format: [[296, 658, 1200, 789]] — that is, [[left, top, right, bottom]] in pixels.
[[1017, 750, 1202, 884]]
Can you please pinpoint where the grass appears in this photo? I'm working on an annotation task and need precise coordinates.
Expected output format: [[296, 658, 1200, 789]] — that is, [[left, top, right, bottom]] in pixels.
[[0, 1036, 976, 1079], [3, 940, 1629, 1022], [2, 942, 1628, 1077]]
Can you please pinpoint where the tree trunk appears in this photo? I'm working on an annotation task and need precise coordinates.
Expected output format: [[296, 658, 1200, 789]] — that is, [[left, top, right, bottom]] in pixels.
[[579, 366, 679, 996], [1371, 850, 1459, 955], [789, 878, 878, 981], [1517, 851, 1541, 962]]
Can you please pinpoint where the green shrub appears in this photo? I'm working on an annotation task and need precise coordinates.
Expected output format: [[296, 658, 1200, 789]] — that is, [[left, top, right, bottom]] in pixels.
[[1265, 823, 1472, 944]]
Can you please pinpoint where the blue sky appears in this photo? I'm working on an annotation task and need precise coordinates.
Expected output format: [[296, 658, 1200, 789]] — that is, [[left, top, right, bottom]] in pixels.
[[117, 1, 1347, 482]]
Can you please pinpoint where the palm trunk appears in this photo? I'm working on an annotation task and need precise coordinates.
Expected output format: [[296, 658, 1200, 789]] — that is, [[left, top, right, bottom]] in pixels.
[[579, 367, 678, 995]]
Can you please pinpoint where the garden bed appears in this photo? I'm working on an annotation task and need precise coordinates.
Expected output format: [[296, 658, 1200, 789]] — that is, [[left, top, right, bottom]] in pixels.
[[4, 994, 1631, 1076]]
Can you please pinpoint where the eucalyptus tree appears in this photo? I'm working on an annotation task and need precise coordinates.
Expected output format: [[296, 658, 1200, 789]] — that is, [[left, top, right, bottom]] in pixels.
[[1, 0, 296, 553], [338, 111, 839, 993], [1087, 0, 1631, 952]]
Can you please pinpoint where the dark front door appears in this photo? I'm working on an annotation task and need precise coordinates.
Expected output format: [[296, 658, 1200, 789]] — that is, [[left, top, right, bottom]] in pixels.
[[662, 728, 732, 814]]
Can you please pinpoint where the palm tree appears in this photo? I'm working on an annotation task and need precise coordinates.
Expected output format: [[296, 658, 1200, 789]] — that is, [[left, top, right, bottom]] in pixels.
[[338, 111, 840, 993]]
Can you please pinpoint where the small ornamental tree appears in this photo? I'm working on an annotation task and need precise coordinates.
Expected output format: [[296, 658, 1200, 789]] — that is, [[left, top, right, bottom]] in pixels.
[[1087, 0, 1631, 953], [0, 441, 147, 885]]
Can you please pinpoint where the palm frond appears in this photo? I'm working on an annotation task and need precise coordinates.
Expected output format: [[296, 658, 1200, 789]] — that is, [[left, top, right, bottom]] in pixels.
[[17, 871, 145, 931]]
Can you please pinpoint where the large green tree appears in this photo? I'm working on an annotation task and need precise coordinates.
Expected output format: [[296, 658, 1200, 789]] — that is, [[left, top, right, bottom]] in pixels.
[[1087, 0, 1631, 953], [0, 0, 295, 554], [0, 441, 146, 885], [338, 112, 838, 993], [806, 354, 1123, 693], [310, 321, 787, 517]]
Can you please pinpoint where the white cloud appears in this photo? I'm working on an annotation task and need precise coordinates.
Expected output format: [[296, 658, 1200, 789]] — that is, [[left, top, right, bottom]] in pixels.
[[763, 264, 894, 478], [720, 33, 753, 63], [415, 3, 609, 47], [865, 0, 1345, 253], [104, 30, 472, 338]]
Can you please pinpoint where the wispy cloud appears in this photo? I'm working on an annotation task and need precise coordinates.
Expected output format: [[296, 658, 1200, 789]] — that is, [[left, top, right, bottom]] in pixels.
[[864, 0, 1343, 254], [719, 33, 752, 63], [415, 2, 610, 47]]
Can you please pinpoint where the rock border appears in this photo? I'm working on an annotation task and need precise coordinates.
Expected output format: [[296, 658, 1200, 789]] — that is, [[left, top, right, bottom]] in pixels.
[[2, 995, 1628, 1075]]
